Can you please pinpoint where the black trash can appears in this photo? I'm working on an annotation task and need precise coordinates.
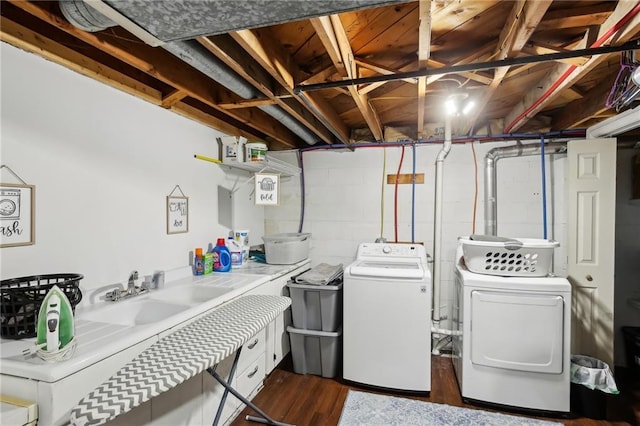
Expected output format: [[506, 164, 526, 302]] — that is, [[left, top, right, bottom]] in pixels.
[[570, 355, 619, 420], [570, 382, 607, 419], [622, 326, 640, 380]]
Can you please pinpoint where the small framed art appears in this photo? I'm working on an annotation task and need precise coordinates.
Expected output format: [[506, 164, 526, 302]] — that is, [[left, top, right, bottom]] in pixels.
[[255, 173, 279, 206], [0, 183, 35, 247], [166, 195, 188, 234]]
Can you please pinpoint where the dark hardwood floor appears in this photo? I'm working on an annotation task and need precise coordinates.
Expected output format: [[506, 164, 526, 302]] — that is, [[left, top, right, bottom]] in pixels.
[[231, 355, 639, 426]]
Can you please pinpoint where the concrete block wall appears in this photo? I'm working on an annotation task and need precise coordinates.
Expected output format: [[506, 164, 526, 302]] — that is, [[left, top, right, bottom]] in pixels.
[[268, 143, 568, 328]]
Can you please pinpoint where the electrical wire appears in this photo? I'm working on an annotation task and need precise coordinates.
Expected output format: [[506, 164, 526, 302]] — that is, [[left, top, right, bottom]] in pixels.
[[470, 141, 478, 234], [394, 145, 406, 243], [23, 337, 78, 362], [606, 50, 640, 112], [505, 2, 640, 133]]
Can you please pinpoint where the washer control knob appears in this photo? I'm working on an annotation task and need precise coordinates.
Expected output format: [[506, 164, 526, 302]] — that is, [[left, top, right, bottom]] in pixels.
[[382, 245, 392, 254]]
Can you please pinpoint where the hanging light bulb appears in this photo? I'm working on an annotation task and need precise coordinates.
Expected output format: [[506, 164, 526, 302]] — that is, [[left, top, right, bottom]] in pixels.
[[445, 93, 473, 116], [445, 97, 458, 115]]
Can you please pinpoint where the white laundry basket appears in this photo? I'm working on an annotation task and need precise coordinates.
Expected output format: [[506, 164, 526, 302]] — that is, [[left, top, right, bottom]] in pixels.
[[459, 236, 559, 277]]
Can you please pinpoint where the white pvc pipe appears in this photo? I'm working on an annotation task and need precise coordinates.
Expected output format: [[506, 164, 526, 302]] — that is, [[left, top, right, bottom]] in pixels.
[[432, 115, 452, 325]]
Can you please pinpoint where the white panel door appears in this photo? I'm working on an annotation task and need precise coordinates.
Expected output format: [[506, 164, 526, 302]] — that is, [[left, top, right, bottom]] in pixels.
[[567, 138, 616, 368]]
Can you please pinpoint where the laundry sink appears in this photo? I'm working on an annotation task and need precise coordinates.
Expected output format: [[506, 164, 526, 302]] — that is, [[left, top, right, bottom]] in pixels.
[[149, 284, 233, 306], [78, 299, 190, 327]]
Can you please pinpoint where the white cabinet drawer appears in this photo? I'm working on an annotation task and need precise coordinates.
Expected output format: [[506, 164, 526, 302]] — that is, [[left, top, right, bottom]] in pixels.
[[236, 354, 266, 398], [237, 328, 266, 373]]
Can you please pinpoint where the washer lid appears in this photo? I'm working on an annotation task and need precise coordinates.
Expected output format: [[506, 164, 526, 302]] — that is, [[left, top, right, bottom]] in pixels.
[[348, 260, 425, 279]]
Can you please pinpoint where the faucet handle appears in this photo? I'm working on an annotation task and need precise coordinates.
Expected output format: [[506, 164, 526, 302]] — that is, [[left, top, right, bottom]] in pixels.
[[141, 275, 152, 290], [151, 271, 165, 289], [106, 288, 122, 301]]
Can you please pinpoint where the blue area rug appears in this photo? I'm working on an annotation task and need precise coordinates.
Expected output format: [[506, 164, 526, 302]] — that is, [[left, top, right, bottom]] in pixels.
[[338, 390, 564, 426]]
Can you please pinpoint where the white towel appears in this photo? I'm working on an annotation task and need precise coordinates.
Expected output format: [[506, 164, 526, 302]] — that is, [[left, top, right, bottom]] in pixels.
[[295, 263, 343, 285]]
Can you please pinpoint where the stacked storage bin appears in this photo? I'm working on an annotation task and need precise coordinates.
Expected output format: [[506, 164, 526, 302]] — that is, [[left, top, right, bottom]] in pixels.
[[286, 267, 343, 378]]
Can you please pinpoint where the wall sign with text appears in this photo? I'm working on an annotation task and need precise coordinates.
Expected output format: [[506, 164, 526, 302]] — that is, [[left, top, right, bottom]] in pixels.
[[1, 183, 35, 248], [166, 185, 189, 234], [255, 173, 279, 206]]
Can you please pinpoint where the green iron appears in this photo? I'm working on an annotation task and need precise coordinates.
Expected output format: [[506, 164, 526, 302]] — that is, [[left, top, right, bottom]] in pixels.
[[36, 285, 75, 353]]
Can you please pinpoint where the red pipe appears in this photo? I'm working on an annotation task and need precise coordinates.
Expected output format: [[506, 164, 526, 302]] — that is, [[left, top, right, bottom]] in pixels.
[[394, 145, 405, 243], [504, 3, 640, 133]]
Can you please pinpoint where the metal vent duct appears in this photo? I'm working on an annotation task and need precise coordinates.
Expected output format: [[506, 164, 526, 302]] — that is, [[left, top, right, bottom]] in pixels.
[[58, 0, 353, 145], [61, 0, 405, 43], [484, 142, 568, 236]]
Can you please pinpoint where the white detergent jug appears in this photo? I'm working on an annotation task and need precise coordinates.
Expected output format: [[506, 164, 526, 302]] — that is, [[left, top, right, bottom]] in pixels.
[[234, 230, 250, 264], [227, 237, 243, 267]]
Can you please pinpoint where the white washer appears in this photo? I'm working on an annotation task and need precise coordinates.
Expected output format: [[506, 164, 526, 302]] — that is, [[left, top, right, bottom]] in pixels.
[[343, 243, 431, 392], [452, 249, 571, 413]]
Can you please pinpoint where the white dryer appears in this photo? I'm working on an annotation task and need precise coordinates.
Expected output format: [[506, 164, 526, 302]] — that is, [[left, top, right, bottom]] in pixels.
[[452, 248, 571, 413], [343, 243, 431, 392]]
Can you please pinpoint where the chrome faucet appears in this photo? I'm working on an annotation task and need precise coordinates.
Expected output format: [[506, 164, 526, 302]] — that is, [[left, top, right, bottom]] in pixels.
[[101, 283, 125, 302], [127, 270, 139, 295], [104, 270, 151, 302]]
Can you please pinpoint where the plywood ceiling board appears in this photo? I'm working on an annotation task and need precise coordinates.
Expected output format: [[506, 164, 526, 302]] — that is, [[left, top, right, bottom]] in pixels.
[[348, 2, 419, 55]]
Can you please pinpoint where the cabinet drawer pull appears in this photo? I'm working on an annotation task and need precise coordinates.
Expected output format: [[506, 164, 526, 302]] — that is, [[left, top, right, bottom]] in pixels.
[[247, 365, 259, 378], [247, 338, 259, 349]]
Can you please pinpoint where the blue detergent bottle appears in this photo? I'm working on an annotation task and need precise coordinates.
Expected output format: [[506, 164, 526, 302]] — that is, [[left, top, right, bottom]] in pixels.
[[213, 238, 231, 272]]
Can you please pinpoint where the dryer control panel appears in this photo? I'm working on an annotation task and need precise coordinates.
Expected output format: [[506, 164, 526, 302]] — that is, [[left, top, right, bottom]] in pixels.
[[356, 243, 425, 260]]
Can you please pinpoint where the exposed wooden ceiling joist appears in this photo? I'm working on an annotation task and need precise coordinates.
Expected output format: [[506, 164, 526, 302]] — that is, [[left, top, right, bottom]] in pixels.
[[417, 0, 432, 139], [311, 15, 384, 141], [2, 0, 639, 149], [4, 0, 302, 148], [230, 27, 351, 144], [504, 1, 640, 132], [464, 0, 552, 133]]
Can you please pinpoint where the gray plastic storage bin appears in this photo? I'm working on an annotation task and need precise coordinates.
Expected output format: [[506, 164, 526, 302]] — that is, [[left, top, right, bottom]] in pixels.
[[286, 282, 342, 332], [262, 233, 311, 264], [287, 326, 342, 378]]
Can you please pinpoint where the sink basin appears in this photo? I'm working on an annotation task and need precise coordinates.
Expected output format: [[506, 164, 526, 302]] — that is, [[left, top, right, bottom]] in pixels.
[[78, 299, 190, 327], [149, 284, 233, 305]]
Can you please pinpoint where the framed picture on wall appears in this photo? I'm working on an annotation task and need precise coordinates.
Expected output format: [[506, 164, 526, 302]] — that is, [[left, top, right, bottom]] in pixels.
[[1, 183, 35, 248], [255, 173, 279, 206], [166, 195, 188, 234]]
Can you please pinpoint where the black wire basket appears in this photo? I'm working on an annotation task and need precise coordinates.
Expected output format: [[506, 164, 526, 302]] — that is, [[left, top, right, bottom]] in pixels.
[[1, 273, 83, 339]]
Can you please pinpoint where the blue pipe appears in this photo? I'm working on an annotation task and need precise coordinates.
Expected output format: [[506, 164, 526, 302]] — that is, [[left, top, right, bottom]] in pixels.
[[540, 135, 548, 239]]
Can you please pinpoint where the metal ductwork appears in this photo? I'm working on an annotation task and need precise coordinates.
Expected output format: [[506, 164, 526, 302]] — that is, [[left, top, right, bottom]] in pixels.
[[485, 139, 640, 235], [484, 142, 568, 236], [163, 41, 257, 99], [60, 0, 404, 43], [59, 0, 115, 32], [164, 41, 321, 145], [58, 0, 343, 145]]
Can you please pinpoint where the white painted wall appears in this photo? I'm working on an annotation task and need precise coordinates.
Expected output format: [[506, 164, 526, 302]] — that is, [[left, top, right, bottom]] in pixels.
[[0, 43, 263, 300], [268, 143, 567, 328]]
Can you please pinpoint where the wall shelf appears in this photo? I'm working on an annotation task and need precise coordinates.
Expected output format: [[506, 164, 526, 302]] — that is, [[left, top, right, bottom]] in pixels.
[[219, 154, 300, 177], [214, 136, 300, 177]]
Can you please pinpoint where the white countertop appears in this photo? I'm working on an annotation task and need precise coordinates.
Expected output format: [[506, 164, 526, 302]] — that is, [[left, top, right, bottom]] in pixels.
[[0, 260, 308, 383]]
